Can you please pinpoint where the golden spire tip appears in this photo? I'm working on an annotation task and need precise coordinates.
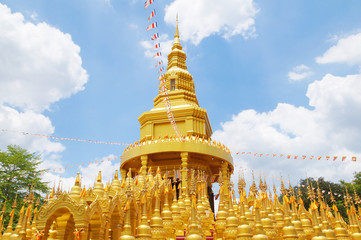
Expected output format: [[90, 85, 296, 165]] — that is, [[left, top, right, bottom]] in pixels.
[[175, 14, 179, 38]]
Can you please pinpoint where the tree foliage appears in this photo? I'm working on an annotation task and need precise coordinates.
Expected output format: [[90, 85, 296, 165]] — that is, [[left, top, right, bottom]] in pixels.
[[293, 177, 347, 219], [283, 173, 361, 222], [0, 145, 49, 229]]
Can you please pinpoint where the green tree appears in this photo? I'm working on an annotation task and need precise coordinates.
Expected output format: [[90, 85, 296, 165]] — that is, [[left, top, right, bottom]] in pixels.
[[0, 145, 49, 229]]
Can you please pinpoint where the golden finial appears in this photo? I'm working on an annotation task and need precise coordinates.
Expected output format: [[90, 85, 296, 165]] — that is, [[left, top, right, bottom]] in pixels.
[[263, 175, 268, 191], [49, 185, 55, 199], [36, 197, 40, 208], [75, 172, 80, 184], [175, 14, 179, 38], [329, 185, 335, 203], [352, 184, 360, 205], [273, 182, 277, 196], [288, 176, 294, 195], [251, 171, 257, 195], [114, 170, 119, 179], [280, 175, 287, 196], [80, 186, 86, 198], [96, 171, 102, 182], [1, 200, 6, 214], [12, 194, 17, 209]]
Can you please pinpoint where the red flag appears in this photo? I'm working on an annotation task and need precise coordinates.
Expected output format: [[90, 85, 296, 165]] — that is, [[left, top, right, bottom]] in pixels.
[[352, 157, 357, 162], [272, 154, 276, 157], [153, 43, 160, 49], [155, 60, 162, 68], [342, 156, 346, 161], [287, 155, 291, 159], [317, 156, 322, 160], [158, 74, 164, 80], [144, 0, 154, 9], [236, 152, 239, 155], [148, 9, 156, 21], [310, 156, 314, 160], [333, 156, 338, 161], [302, 155, 306, 159], [259, 153, 263, 157], [294, 155, 298, 159], [151, 33, 159, 40], [146, 22, 157, 31], [158, 67, 164, 73], [153, 52, 161, 58], [326, 156, 330, 160], [254, 153, 257, 156]]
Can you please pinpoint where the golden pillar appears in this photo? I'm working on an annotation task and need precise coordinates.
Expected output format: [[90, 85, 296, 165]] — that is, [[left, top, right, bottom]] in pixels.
[[180, 152, 189, 190], [221, 162, 229, 200], [141, 155, 148, 176], [139, 155, 148, 187], [121, 169, 127, 180]]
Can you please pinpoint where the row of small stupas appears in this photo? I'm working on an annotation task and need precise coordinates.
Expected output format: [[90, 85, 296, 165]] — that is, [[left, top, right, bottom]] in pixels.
[[123, 135, 231, 155], [1, 167, 361, 240]]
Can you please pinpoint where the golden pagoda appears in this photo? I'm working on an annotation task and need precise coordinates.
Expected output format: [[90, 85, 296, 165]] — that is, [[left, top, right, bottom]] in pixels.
[[120, 18, 234, 198]]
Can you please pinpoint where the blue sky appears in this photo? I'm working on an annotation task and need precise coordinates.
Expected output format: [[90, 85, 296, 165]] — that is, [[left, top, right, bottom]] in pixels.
[[1, 0, 361, 189]]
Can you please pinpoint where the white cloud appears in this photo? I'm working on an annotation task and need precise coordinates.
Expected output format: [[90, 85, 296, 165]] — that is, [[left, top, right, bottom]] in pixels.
[[213, 31, 361, 184], [0, 3, 89, 176], [288, 64, 313, 82], [316, 32, 361, 65], [42, 154, 120, 191], [129, 23, 138, 30], [0, 3, 88, 112], [140, 34, 173, 65], [0, 105, 65, 155], [164, 0, 258, 45], [213, 74, 361, 184], [30, 12, 38, 21]]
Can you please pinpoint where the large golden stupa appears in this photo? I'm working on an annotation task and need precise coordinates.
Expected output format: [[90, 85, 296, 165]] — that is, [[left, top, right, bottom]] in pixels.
[[120, 20, 233, 197], [1, 21, 361, 240]]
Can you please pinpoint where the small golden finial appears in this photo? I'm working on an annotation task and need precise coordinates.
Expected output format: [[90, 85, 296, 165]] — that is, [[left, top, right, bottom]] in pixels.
[[80, 186, 86, 198], [12, 194, 18, 209], [36, 197, 40, 207], [175, 13, 179, 38], [352, 184, 360, 205], [75, 172, 80, 184], [49, 185, 55, 199], [280, 175, 287, 196], [1, 200, 6, 214], [114, 170, 119, 179], [96, 171, 102, 182]]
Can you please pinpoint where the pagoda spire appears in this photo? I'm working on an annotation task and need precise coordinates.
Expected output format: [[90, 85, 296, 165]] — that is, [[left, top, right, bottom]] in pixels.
[[167, 16, 188, 71], [173, 14, 180, 45], [137, 15, 213, 140]]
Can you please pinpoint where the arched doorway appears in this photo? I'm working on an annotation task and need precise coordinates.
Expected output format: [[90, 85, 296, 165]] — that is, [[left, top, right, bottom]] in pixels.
[[43, 207, 75, 240]]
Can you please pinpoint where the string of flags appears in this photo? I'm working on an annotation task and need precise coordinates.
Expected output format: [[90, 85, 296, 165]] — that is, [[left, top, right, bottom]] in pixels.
[[0, 128, 130, 146], [0, 155, 119, 181], [233, 151, 357, 162], [143, 0, 182, 138], [144, 0, 153, 9], [1, 129, 358, 163], [160, 84, 182, 137]]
